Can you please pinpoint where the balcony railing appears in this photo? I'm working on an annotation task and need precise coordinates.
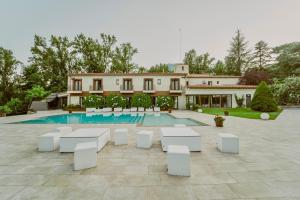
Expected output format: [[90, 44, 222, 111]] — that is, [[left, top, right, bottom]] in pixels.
[[120, 84, 134, 93], [89, 85, 103, 93], [169, 85, 183, 93], [67, 85, 82, 93], [143, 85, 155, 93]]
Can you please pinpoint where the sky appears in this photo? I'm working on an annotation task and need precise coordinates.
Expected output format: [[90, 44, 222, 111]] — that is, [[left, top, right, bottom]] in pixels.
[[0, 0, 300, 67]]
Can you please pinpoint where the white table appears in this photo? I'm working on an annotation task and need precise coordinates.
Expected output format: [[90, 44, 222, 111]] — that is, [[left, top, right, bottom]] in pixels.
[[60, 128, 110, 152], [160, 127, 201, 151]]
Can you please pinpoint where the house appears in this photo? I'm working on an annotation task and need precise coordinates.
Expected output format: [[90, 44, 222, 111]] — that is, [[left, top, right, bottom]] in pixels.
[[67, 64, 256, 109]]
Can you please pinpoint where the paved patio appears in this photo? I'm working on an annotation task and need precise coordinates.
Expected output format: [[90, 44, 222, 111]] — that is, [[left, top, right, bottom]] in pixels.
[[0, 109, 300, 200]]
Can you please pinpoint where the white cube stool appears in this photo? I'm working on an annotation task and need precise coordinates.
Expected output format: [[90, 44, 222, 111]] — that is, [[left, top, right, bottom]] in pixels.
[[38, 132, 60, 151], [167, 145, 190, 176], [55, 126, 72, 134], [136, 130, 153, 148], [217, 133, 239, 153], [114, 128, 128, 145], [74, 142, 97, 170]]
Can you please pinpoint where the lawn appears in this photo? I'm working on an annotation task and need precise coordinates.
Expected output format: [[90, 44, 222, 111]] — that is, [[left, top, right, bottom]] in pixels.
[[200, 107, 282, 120]]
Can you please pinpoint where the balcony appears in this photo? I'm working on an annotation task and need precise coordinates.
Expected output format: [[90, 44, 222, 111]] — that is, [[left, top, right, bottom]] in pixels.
[[89, 85, 103, 94], [143, 85, 155, 93], [67, 86, 82, 94], [120, 85, 134, 93], [169, 85, 183, 93]]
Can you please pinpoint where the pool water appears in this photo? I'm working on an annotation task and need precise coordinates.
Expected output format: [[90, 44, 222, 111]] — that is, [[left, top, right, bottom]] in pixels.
[[16, 113, 206, 126]]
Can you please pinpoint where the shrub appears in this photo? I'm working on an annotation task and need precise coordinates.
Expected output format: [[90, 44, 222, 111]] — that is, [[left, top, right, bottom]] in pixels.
[[25, 85, 49, 102], [131, 94, 152, 108], [251, 81, 278, 112], [0, 105, 12, 114], [234, 94, 245, 107], [106, 94, 127, 108], [270, 76, 300, 105], [83, 95, 105, 108], [65, 104, 81, 109], [6, 98, 23, 115], [156, 96, 174, 110]]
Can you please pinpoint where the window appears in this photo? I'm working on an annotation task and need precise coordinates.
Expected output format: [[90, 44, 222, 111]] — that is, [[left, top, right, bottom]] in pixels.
[[157, 79, 161, 85], [116, 79, 119, 85], [202, 81, 206, 84], [208, 81, 212, 86], [72, 79, 82, 91], [170, 78, 180, 90], [144, 79, 153, 90], [122, 79, 133, 90], [182, 66, 184, 71], [93, 79, 102, 90], [217, 81, 219, 84]]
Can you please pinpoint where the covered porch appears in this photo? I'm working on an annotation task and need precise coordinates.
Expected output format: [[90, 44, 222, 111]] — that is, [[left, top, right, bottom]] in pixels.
[[186, 94, 232, 108]]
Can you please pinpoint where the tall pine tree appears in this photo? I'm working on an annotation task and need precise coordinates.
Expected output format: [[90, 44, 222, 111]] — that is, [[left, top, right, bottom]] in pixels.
[[252, 40, 272, 69], [225, 29, 251, 75]]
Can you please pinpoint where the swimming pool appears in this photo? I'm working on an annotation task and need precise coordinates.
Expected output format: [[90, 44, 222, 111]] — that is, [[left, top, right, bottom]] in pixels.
[[16, 113, 207, 126]]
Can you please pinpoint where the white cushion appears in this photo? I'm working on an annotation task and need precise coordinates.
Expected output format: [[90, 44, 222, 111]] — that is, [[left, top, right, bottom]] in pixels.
[[167, 145, 190, 176], [103, 107, 112, 112], [136, 130, 153, 148], [217, 133, 239, 153], [74, 142, 97, 170], [38, 132, 60, 151], [114, 128, 128, 145], [146, 108, 153, 112]]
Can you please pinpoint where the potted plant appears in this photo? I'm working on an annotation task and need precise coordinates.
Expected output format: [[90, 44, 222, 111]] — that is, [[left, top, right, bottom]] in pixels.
[[214, 115, 225, 127], [224, 110, 229, 116], [0, 105, 12, 117]]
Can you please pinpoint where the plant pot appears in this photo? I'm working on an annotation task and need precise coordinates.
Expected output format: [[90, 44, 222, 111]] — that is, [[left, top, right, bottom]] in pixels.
[[168, 109, 172, 113], [68, 110, 72, 114], [215, 121, 223, 127], [224, 111, 229, 116]]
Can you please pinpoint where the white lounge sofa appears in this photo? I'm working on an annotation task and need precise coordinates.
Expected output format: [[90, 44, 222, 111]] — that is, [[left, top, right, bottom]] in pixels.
[[123, 108, 130, 112], [146, 108, 153, 112], [138, 107, 145, 112], [95, 108, 103, 113], [86, 108, 96, 113], [60, 128, 110, 152], [130, 107, 137, 112], [114, 107, 122, 112], [103, 107, 112, 112], [154, 107, 160, 112]]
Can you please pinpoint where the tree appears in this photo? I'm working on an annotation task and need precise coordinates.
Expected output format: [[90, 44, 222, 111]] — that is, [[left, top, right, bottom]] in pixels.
[[270, 42, 300, 78], [225, 29, 251, 75], [22, 65, 45, 90], [250, 81, 278, 112], [73, 33, 116, 73], [111, 43, 138, 73], [252, 41, 272, 69], [106, 94, 127, 108], [239, 68, 271, 85], [183, 49, 214, 73], [212, 60, 226, 75], [0, 47, 21, 104], [29, 35, 80, 92], [137, 66, 148, 73], [148, 64, 170, 73], [270, 76, 300, 105]]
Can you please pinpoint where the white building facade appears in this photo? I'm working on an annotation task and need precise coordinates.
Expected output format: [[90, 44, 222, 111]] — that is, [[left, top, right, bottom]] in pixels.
[[67, 64, 256, 109]]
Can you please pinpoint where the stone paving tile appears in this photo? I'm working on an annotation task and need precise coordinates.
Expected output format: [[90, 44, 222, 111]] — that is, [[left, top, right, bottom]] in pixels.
[[0, 186, 25, 200], [102, 186, 147, 200], [148, 185, 195, 200], [0, 109, 300, 199]]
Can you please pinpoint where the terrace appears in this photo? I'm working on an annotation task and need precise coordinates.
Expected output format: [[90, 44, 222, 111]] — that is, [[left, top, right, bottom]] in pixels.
[[0, 109, 300, 199]]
